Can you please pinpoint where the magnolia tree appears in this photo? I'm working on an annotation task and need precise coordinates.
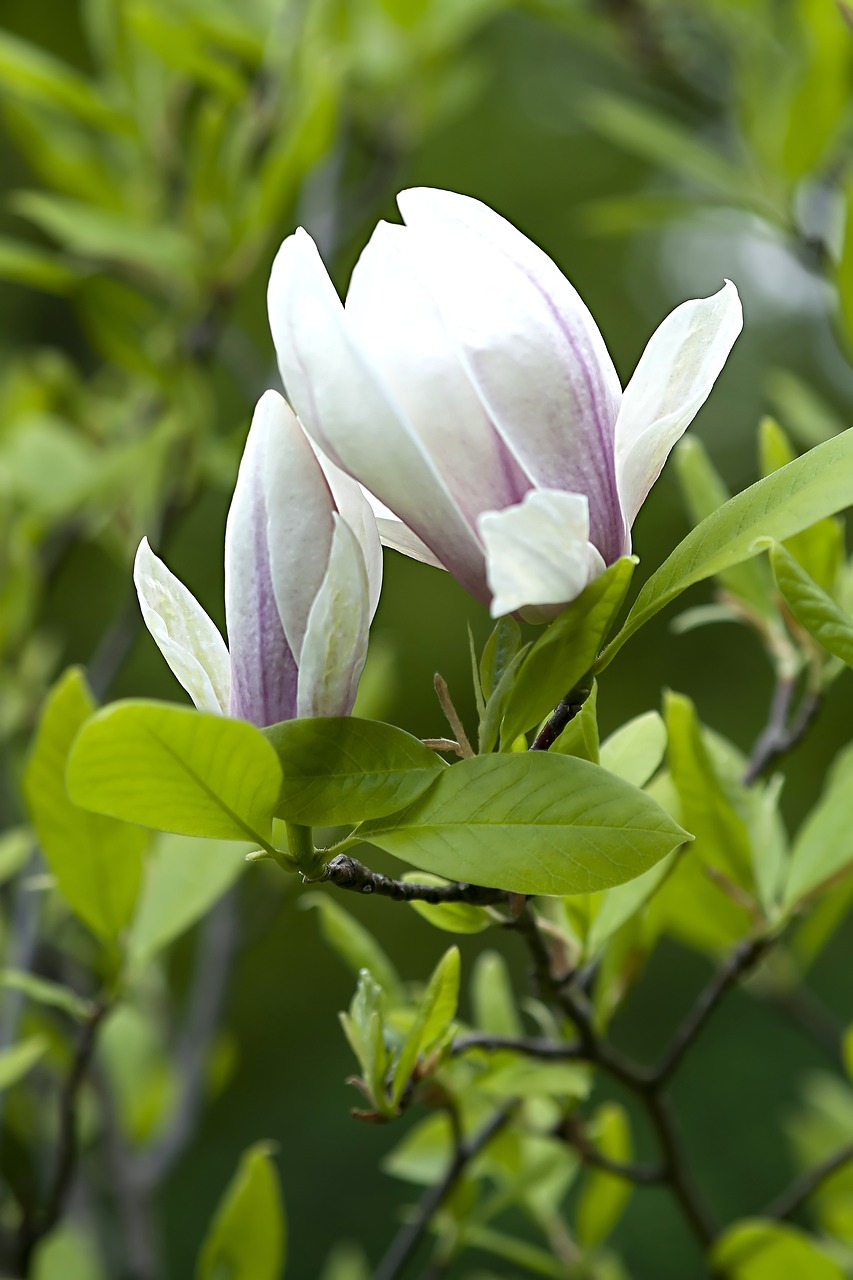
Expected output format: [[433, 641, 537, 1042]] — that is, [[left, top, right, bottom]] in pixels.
[[15, 183, 853, 1278]]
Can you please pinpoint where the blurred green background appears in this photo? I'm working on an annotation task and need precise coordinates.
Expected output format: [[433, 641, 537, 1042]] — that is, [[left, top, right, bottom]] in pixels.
[[3, 0, 853, 1275]]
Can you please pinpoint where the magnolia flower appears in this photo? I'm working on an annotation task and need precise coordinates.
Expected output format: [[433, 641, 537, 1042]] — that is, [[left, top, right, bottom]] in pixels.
[[134, 390, 382, 727], [268, 187, 743, 618]]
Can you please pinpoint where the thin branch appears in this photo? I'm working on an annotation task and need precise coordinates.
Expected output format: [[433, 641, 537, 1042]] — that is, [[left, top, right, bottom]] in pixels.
[[374, 1104, 515, 1280], [651, 935, 772, 1087], [742, 678, 820, 785], [557, 1116, 665, 1185], [763, 1141, 853, 1221], [451, 1032, 584, 1061], [321, 854, 509, 906], [16, 1001, 109, 1275], [530, 689, 588, 752]]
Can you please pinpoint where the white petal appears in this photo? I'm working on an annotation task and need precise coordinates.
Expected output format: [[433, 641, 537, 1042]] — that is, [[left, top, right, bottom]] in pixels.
[[224, 393, 309, 726], [478, 490, 605, 619], [397, 187, 626, 562], [363, 488, 447, 570], [615, 280, 743, 528], [297, 515, 370, 718], [310, 443, 384, 620], [346, 221, 531, 526], [133, 537, 230, 715], [267, 228, 488, 600]]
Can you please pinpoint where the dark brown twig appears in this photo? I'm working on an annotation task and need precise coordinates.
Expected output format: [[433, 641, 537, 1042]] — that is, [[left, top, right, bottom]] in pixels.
[[530, 689, 588, 751], [321, 854, 509, 906], [16, 1001, 109, 1275], [742, 679, 820, 785], [650, 935, 772, 1087], [763, 1141, 853, 1221], [557, 1115, 665, 1185], [374, 1104, 515, 1280], [451, 1032, 583, 1060]]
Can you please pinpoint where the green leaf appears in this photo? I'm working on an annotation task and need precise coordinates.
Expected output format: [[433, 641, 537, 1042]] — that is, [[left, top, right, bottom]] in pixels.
[[357, 753, 690, 896], [675, 436, 774, 615], [401, 873, 491, 934], [600, 429, 853, 668], [575, 1103, 633, 1248], [264, 716, 445, 826], [32, 1223, 106, 1280], [471, 951, 522, 1038], [319, 1243, 370, 1280], [478, 641, 531, 754], [0, 30, 124, 128], [300, 893, 404, 1003], [67, 701, 283, 847], [0, 236, 81, 293], [552, 683, 599, 763], [0, 970, 91, 1021], [392, 946, 459, 1105], [339, 970, 390, 1112], [599, 711, 667, 788], [0, 826, 32, 885], [759, 421, 844, 594], [196, 1142, 286, 1280], [480, 617, 523, 701], [767, 541, 853, 666], [0, 1035, 48, 1091], [502, 558, 636, 744], [664, 692, 753, 887], [25, 670, 147, 942], [11, 192, 195, 281], [784, 742, 853, 907], [586, 851, 680, 954], [129, 835, 248, 966], [710, 1219, 844, 1279]]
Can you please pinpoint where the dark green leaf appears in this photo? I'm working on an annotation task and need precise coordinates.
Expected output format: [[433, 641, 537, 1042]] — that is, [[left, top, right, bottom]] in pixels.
[[767, 540, 853, 666], [300, 893, 404, 1003], [575, 1103, 633, 1247]]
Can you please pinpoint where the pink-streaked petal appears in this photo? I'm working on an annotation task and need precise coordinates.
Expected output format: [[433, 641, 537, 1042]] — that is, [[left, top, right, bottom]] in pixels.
[[224, 395, 300, 727], [297, 515, 370, 718], [478, 489, 605, 619], [133, 538, 230, 715], [615, 280, 743, 528], [398, 188, 625, 562], [346, 221, 532, 526], [267, 228, 487, 600]]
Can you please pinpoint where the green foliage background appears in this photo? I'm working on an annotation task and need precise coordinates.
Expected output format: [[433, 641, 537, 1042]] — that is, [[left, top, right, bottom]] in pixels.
[[3, 0, 853, 1275]]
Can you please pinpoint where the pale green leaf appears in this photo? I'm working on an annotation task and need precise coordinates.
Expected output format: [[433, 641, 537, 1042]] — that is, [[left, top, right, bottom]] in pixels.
[[392, 946, 459, 1105], [0, 970, 91, 1020], [479, 617, 523, 701], [25, 669, 147, 942], [502, 558, 636, 744], [129, 835, 248, 966], [67, 700, 283, 846], [0, 30, 124, 128], [0, 236, 80, 293], [471, 951, 522, 1038], [664, 691, 752, 886], [768, 540, 853, 666], [0, 1035, 48, 1090], [264, 716, 445, 826], [711, 1219, 844, 1279], [32, 1223, 106, 1280], [196, 1143, 286, 1280], [600, 429, 853, 668], [599, 711, 667, 788], [785, 742, 853, 907], [358, 753, 690, 896], [575, 1103, 633, 1248], [300, 893, 404, 1003]]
